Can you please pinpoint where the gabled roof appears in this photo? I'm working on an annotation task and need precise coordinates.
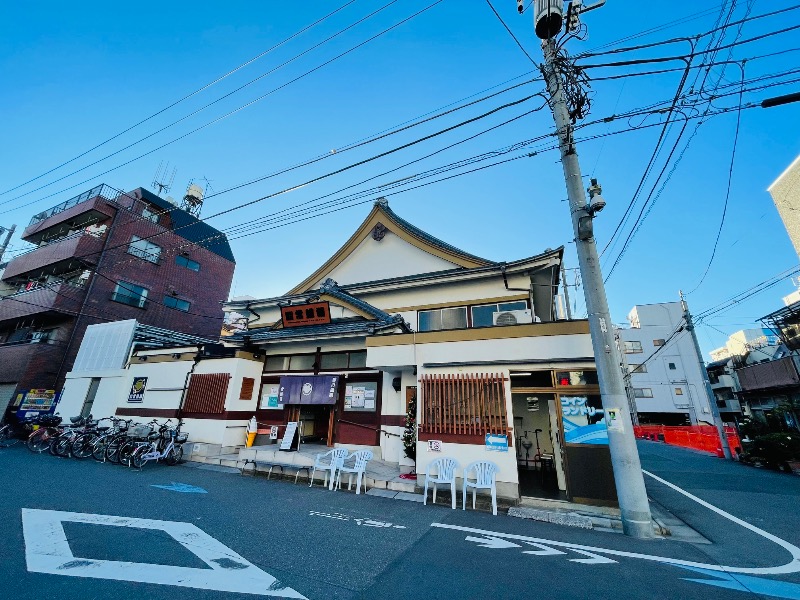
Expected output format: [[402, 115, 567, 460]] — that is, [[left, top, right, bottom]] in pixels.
[[287, 198, 493, 295]]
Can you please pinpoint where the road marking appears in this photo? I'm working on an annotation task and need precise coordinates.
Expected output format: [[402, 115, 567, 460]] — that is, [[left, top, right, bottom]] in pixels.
[[521, 542, 567, 556], [151, 482, 208, 494], [433, 472, 800, 576], [308, 510, 406, 529], [22, 509, 306, 598], [465, 536, 521, 549], [677, 566, 800, 600], [642, 470, 800, 568]]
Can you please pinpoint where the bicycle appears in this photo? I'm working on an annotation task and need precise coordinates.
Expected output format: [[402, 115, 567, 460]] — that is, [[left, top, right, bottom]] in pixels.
[[49, 416, 93, 457], [131, 421, 188, 468], [2, 413, 58, 449], [25, 414, 64, 452], [71, 417, 114, 459], [91, 418, 131, 461], [117, 420, 159, 466]]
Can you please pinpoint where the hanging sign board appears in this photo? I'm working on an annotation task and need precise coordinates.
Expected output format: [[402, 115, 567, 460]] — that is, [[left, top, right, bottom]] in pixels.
[[127, 378, 147, 403], [279, 421, 299, 451], [485, 433, 509, 452], [278, 376, 338, 405], [281, 302, 331, 328]]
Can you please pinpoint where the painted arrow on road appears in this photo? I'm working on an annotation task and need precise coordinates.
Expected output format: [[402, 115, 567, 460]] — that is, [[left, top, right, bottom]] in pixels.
[[522, 542, 567, 556], [465, 536, 522, 549], [151, 482, 208, 494], [679, 566, 800, 600]]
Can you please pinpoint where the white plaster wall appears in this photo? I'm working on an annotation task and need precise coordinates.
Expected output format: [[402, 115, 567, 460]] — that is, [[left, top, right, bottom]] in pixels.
[[368, 333, 594, 370], [323, 233, 461, 287], [60, 370, 129, 419]]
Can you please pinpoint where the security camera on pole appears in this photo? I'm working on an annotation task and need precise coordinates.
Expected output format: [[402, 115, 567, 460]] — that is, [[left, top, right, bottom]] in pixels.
[[533, 0, 653, 538]]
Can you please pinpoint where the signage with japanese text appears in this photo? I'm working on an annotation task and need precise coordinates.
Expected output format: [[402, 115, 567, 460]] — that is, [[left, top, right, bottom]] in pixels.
[[128, 377, 148, 403], [281, 302, 331, 328]]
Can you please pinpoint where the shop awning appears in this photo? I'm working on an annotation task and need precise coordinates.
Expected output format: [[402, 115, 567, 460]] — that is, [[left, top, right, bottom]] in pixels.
[[278, 375, 339, 405]]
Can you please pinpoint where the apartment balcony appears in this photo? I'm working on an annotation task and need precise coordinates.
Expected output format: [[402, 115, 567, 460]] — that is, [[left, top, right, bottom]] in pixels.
[[736, 355, 800, 392], [1, 231, 105, 281], [0, 283, 87, 322], [22, 184, 118, 243], [0, 339, 64, 385]]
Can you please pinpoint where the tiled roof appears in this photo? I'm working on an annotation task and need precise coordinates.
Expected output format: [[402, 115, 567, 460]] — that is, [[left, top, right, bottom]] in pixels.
[[228, 279, 408, 343], [377, 198, 492, 265]]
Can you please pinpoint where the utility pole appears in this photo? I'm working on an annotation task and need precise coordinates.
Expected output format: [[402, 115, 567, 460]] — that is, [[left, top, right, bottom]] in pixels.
[[561, 263, 573, 319], [680, 291, 733, 459], [535, 1, 653, 538], [0, 225, 16, 264]]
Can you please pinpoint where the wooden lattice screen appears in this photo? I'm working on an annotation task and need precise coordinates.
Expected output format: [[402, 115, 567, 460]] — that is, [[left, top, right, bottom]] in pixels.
[[239, 377, 255, 400], [183, 373, 230, 414], [419, 373, 508, 436]]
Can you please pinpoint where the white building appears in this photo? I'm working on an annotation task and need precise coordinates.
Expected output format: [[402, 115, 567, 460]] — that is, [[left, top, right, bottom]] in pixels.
[[618, 303, 714, 426], [60, 199, 622, 505], [769, 154, 800, 260], [709, 328, 780, 362]]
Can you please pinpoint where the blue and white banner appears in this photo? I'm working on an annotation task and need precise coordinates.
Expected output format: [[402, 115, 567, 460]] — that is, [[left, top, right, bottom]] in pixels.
[[561, 396, 608, 445]]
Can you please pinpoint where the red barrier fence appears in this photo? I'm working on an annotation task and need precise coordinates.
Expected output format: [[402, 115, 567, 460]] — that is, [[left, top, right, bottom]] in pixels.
[[634, 425, 742, 458]]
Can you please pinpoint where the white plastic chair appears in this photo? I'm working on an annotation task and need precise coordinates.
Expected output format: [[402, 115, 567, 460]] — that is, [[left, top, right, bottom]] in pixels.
[[309, 448, 348, 490], [462, 461, 500, 516], [424, 457, 459, 509], [336, 450, 373, 494]]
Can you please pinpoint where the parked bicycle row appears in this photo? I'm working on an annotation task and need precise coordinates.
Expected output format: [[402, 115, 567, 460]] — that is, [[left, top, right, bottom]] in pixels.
[[0, 413, 188, 468]]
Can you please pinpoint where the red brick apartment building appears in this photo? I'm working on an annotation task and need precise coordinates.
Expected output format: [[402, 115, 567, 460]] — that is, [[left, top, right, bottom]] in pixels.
[[0, 184, 235, 410]]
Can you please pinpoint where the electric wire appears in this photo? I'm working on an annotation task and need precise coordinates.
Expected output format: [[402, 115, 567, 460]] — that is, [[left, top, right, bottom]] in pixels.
[[0, 0, 358, 197]]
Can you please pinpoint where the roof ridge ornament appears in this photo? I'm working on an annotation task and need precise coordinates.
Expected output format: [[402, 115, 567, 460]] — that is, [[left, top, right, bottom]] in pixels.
[[320, 278, 339, 293], [374, 197, 389, 208], [371, 222, 387, 241]]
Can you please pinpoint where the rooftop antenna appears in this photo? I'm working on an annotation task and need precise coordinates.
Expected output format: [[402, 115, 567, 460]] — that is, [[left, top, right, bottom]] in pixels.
[[181, 180, 204, 217], [200, 176, 214, 197], [152, 161, 177, 196]]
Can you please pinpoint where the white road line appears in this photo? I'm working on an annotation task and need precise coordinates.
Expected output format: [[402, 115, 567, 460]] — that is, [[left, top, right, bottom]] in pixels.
[[22, 509, 307, 598], [432, 471, 800, 575], [642, 469, 800, 567]]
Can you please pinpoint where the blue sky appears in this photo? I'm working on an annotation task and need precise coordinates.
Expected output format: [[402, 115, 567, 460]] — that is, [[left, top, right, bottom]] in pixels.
[[1, 1, 798, 358]]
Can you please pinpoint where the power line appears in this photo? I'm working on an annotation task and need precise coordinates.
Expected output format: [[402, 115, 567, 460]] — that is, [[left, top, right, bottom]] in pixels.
[[485, 0, 536, 63], [0, 0, 446, 215], [0, 0, 359, 198]]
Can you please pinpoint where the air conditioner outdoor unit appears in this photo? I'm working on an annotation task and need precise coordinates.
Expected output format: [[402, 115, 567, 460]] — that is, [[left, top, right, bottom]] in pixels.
[[493, 309, 533, 326]]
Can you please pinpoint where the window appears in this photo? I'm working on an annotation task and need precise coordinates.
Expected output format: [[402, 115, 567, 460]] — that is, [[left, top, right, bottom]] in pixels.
[[112, 281, 148, 308], [633, 388, 653, 398], [624, 341, 643, 354], [420, 372, 508, 436], [349, 351, 367, 369], [288, 354, 315, 371], [653, 339, 666, 346], [668, 362, 676, 370], [471, 301, 528, 328], [708, 372, 720, 384], [142, 206, 159, 223], [265, 356, 288, 371], [674, 388, 684, 395], [628, 363, 647, 374], [163, 295, 190, 312], [320, 353, 349, 369], [128, 235, 161, 263], [555, 370, 599, 386], [418, 307, 467, 331], [176, 255, 200, 271]]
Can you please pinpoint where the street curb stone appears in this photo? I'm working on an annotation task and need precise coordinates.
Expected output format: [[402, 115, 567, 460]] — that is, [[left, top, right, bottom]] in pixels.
[[507, 506, 594, 529]]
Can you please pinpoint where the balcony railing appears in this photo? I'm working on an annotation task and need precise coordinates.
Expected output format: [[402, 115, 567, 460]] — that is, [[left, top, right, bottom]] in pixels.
[[1, 231, 105, 280], [28, 184, 117, 226], [0, 282, 87, 322]]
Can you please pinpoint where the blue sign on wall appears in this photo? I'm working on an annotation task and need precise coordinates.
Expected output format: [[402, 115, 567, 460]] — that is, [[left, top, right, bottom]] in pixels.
[[485, 433, 509, 452]]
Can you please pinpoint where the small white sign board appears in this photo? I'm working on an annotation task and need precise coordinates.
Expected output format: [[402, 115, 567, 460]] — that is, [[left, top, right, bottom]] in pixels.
[[280, 421, 299, 451], [605, 408, 624, 433], [269, 425, 279, 440], [427, 440, 443, 452], [21, 508, 306, 598]]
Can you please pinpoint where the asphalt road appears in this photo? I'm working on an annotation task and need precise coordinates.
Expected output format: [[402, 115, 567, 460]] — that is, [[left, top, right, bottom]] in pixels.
[[1, 441, 799, 600]]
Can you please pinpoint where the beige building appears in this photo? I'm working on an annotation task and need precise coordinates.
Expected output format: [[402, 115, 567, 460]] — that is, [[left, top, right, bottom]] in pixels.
[[769, 154, 800, 259]]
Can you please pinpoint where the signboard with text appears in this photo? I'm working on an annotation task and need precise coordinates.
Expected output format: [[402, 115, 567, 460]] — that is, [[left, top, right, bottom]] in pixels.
[[128, 377, 148, 403], [281, 302, 331, 328], [485, 433, 509, 452]]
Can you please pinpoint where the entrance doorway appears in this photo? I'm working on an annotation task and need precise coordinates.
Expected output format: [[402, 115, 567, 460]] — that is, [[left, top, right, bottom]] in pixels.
[[511, 392, 567, 500], [298, 404, 334, 446]]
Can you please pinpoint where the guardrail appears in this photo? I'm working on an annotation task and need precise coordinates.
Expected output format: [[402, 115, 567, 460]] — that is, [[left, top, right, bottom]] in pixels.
[[634, 424, 742, 458]]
